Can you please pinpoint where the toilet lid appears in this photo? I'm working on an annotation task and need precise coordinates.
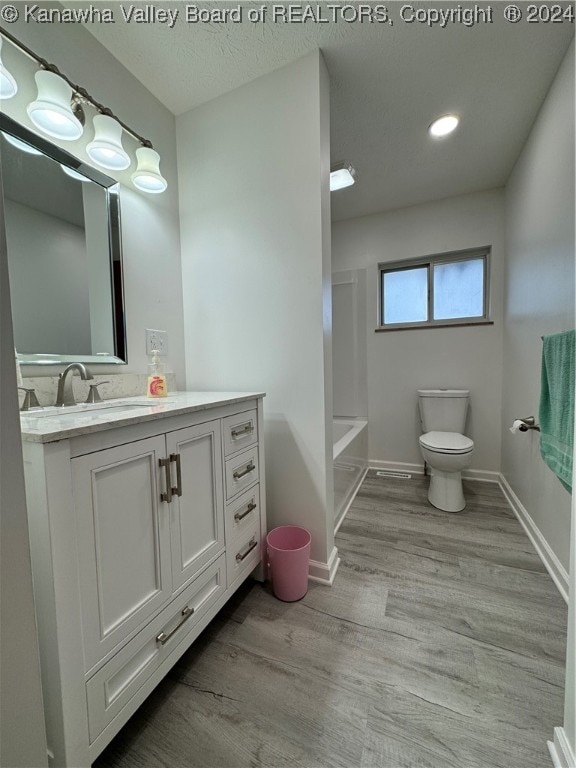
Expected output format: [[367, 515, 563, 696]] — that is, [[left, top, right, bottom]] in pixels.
[[419, 431, 474, 454]]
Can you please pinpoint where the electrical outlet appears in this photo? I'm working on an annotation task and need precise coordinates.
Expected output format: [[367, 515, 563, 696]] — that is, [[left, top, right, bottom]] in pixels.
[[145, 329, 168, 356]]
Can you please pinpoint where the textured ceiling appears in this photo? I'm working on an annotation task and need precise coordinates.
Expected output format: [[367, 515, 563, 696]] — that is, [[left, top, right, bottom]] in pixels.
[[73, 2, 574, 220]]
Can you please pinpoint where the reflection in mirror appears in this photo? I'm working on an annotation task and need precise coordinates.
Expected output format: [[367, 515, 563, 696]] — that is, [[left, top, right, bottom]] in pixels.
[[1, 113, 126, 365]]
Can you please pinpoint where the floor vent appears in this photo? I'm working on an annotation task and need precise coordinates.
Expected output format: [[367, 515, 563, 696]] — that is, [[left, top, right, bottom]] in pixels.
[[375, 470, 412, 479]]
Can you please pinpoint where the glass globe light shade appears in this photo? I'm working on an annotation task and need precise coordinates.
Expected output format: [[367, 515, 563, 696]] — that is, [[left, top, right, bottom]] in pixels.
[[0, 38, 18, 100], [27, 70, 83, 141], [2, 132, 42, 155], [131, 147, 167, 194], [87, 114, 130, 170]]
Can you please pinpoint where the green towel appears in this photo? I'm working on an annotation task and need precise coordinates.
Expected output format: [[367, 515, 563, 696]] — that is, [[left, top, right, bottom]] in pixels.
[[539, 330, 575, 492]]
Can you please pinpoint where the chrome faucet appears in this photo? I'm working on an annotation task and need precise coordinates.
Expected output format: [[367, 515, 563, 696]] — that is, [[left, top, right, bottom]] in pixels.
[[55, 363, 94, 407]]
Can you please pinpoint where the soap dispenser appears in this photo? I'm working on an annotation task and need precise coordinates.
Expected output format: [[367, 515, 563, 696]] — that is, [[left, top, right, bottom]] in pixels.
[[147, 349, 167, 398]]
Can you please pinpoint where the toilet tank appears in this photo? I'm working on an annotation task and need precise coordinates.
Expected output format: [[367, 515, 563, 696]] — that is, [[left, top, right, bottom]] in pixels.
[[418, 390, 469, 433]]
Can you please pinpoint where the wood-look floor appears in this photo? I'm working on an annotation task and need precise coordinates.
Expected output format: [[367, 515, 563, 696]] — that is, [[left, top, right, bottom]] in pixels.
[[95, 473, 567, 768]]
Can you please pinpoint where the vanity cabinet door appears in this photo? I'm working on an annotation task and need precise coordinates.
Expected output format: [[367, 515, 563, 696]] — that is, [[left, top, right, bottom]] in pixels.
[[166, 420, 225, 593], [73, 436, 173, 672]]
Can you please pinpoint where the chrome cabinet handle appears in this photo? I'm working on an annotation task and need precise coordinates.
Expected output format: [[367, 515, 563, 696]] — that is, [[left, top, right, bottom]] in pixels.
[[236, 537, 258, 563], [170, 453, 183, 496], [234, 500, 257, 522], [233, 461, 256, 480], [159, 457, 172, 503], [231, 422, 254, 439], [156, 606, 194, 645]]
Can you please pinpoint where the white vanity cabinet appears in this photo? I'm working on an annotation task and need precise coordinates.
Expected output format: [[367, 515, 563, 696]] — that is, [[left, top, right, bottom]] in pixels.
[[20, 393, 265, 768]]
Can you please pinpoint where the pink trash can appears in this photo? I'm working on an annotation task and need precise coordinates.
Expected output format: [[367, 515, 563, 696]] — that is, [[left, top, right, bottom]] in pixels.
[[266, 526, 311, 602]]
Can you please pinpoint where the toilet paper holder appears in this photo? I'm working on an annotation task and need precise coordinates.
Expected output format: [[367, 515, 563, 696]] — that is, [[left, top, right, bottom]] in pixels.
[[517, 416, 540, 432]]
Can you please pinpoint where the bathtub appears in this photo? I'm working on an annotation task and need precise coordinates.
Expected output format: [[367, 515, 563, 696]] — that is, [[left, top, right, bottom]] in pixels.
[[333, 418, 368, 530]]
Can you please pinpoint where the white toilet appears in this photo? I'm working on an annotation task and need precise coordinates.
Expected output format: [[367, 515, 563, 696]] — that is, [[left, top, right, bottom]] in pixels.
[[417, 389, 474, 513]]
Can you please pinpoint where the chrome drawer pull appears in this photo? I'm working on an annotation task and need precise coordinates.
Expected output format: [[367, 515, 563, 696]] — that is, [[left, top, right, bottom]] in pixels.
[[159, 457, 172, 503], [236, 537, 258, 563], [231, 423, 254, 439], [170, 453, 183, 496], [233, 461, 255, 480], [156, 606, 194, 645], [234, 500, 257, 522]]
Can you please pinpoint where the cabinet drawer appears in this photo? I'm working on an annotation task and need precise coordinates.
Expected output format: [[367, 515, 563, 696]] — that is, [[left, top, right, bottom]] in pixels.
[[225, 486, 261, 545], [222, 410, 258, 456], [225, 446, 259, 500], [86, 555, 226, 743], [226, 525, 261, 591]]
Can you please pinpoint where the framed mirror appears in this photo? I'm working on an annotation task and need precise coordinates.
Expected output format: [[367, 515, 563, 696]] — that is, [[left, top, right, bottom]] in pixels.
[[1, 112, 126, 366]]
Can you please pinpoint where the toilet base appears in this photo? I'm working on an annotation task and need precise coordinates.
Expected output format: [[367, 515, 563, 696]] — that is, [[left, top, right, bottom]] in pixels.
[[428, 469, 466, 513]]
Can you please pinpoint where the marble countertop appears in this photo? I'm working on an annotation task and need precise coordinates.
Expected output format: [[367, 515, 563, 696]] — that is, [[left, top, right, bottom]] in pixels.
[[19, 391, 265, 443]]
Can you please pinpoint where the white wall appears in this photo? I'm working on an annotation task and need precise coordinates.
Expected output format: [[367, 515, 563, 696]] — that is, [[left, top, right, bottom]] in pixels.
[[1, 13, 184, 383], [502, 41, 574, 573], [5, 199, 91, 354], [501, 41, 575, 763], [0, 170, 47, 768], [332, 270, 368, 417], [177, 51, 335, 571], [332, 189, 505, 472]]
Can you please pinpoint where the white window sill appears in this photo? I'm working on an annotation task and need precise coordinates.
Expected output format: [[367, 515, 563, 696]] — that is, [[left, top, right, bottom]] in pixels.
[[375, 320, 494, 333]]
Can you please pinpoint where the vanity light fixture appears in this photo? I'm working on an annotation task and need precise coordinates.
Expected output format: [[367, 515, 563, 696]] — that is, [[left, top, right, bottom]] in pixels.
[[429, 113, 460, 138], [2, 131, 42, 155], [330, 161, 357, 192], [131, 147, 167, 194], [87, 114, 131, 170], [0, 37, 17, 99], [0, 28, 166, 193]]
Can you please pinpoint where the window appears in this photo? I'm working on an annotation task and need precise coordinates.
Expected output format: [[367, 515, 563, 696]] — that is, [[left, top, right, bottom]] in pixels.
[[378, 248, 490, 330]]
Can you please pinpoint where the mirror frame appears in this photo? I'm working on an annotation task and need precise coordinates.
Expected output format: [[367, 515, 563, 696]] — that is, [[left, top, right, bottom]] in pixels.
[[1, 112, 127, 366]]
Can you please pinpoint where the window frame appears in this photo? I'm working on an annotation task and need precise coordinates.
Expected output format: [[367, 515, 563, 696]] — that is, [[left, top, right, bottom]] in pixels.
[[377, 247, 492, 331]]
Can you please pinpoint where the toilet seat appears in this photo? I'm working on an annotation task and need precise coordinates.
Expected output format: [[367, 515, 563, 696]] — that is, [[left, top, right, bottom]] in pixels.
[[419, 431, 474, 454]]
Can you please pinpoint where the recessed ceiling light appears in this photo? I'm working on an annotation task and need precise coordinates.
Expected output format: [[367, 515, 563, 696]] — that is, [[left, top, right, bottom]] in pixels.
[[429, 114, 460, 138], [330, 162, 357, 191]]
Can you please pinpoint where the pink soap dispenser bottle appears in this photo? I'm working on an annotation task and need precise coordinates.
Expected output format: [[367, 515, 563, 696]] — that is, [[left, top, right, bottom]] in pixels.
[[147, 349, 167, 398]]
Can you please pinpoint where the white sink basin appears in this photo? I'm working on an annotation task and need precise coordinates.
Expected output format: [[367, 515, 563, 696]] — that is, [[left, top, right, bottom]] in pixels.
[[21, 402, 152, 419]]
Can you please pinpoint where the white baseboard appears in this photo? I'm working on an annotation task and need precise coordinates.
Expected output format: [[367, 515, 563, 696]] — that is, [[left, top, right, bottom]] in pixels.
[[368, 459, 499, 483], [334, 466, 369, 534], [309, 546, 340, 586], [462, 468, 500, 483], [548, 728, 576, 768], [499, 474, 569, 603], [369, 459, 424, 475]]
